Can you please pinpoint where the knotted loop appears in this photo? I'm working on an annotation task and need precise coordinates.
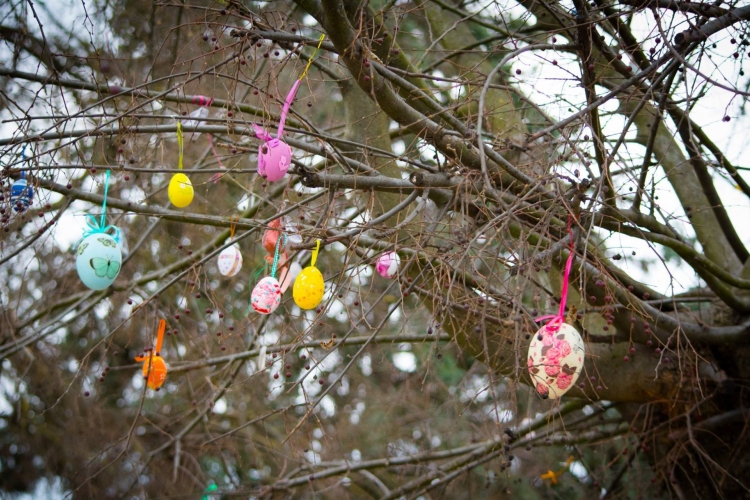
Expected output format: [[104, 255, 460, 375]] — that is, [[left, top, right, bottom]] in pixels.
[[82, 214, 121, 244]]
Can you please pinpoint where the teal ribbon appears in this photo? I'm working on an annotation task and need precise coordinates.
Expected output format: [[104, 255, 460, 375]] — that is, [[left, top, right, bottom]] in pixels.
[[202, 484, 218, 500], [82, 214, 121, 242], [79, 170, 120, 243], [270, 234, 286, 279], [246, 233, 287, 314]]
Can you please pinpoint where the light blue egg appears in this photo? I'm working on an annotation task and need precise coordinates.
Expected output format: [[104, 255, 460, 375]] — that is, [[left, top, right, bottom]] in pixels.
[[75, 233, 123, 290]]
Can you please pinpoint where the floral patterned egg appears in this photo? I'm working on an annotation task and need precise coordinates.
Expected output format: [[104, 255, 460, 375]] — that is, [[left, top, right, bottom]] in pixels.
[[527, 323, 585, 399], [217, 244, 242, 277], [293, 266, 324, 310], [251, 276, 282, 314], [168, 173, 194, 207], [75, 233, 123, 290], [375, 251, 400, 279], [257, 138, 292, 182]]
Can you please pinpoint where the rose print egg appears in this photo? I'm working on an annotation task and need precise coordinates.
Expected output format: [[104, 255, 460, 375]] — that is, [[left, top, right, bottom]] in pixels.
[[257, 138, 292, 182], [217, 244, 242, 277], [293, 266, 325, 310], [251, 276, 282, 314], [168, 173, 194, 207], [75, 233, 123, 290], [375, 251, 400, 279], [527, 323, 585, 399]]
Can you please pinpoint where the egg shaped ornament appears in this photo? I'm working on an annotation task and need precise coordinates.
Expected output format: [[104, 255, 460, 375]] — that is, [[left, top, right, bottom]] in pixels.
[[168, 173, 194, 208], [293, 266, 324, 310], [527, 323, 585, 399], [217, 243, 243, 277], [376, 251, 401, 279], [76, 233, 123, 290], [10, 177, 34, 212], [257, 139, 292, 182], [251, 276, 282, 314], [140, 356, 168, 390]]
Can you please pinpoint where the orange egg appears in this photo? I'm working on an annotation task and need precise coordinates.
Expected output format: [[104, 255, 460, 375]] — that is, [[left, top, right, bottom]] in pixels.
[[139, 355, 168, 390], [135, 319, 168, 390]]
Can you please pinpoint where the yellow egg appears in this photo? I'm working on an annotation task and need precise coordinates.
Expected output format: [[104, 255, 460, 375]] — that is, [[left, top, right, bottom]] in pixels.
[[293, 266, 324, 310], [168, 173, 194, 208]]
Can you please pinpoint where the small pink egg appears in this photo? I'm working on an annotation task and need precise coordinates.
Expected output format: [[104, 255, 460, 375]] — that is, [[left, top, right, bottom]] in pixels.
[[257, 139, 292, 182], [251, 276, 282, 314], [375, 251, 400, 278]]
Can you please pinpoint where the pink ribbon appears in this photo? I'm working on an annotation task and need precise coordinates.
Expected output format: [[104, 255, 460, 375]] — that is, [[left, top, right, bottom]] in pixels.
[[192, 95, 214, 107], [253, 79, 303, 145], [535, 221, 575, 333]]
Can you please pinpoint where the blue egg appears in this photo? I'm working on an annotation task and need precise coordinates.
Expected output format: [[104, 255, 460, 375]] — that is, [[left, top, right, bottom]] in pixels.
[[75, 233, 123, 290], [10, 178, 33, 212]]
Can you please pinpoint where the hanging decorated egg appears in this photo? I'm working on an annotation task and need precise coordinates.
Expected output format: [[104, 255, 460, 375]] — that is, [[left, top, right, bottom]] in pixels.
[[527, 323, 585, 399], [251, 276, 282, 314], [10, 177, 34, 212], [138, 354, 168, 390], [217, 243, 242, 277], [376, 251, 400, 279], [135, 320, 168, 390], [75, 233, 122, 290], [257, 138, 292, 182], [168, 173, 194, 207], [293, 265, 324, 310]]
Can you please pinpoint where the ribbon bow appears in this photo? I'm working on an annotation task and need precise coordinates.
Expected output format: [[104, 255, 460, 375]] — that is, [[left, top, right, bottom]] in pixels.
[[82, 214, 121, 243], [78, 169, 120, 245]]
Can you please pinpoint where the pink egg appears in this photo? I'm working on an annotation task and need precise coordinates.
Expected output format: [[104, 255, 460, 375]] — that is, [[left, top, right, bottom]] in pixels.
[[251, 276, 282, 314], [375, 251, 400, 278], [527, 323, 585, 399], [257, 139, 292, 182]]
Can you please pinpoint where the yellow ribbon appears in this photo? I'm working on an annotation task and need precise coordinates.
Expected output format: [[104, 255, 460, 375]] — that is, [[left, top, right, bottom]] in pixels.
[[229, 214, 238, 239], [299, 35, 326, 81], [176, 122, 184, 170], [311, 239, 321, 267], [540, 456, 574, 485]]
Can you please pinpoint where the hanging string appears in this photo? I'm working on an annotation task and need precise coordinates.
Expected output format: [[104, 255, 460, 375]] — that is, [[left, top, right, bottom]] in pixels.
[[300, 34, 326, 81], [81, 169, 119, 242], [176, 122, 184, 170], [311, 239, 321, 266], [206, 133, 226, 183], [229, 215, 238, 240], [535, 215, 575, 333]]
